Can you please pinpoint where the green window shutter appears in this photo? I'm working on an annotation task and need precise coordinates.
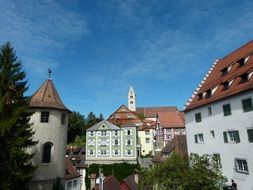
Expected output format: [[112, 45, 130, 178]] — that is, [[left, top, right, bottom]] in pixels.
[[235, 131, 240, 143], [247, 129, 253, 142], [223, 132, 228, 143], [194, 135, 198, 143]]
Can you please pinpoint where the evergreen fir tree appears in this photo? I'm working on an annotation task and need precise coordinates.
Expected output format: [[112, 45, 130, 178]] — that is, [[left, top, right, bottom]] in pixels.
[[0, 42, 37, 189]]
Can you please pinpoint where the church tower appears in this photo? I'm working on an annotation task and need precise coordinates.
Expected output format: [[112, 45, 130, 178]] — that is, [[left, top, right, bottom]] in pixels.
[[28, 75, 70, 190], [128, 86, 136, 111]]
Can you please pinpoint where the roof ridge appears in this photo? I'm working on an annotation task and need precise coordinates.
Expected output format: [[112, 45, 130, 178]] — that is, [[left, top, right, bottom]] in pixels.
[[185, 59, 219, 108]]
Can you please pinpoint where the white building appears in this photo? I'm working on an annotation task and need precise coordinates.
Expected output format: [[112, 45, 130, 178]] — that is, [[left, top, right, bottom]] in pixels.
[[28, 77, 70, 190], [86, 120, 137, 165], [185, 41, 253, 190]]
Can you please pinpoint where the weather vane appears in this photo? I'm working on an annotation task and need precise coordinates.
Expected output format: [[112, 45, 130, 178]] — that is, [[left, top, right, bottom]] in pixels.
[[48, 68, 52, 79]]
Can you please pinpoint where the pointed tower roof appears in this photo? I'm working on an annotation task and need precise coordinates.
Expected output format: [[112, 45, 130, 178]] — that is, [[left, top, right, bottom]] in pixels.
[[30, 79, 70, 112], [128, 86, 135, 94]]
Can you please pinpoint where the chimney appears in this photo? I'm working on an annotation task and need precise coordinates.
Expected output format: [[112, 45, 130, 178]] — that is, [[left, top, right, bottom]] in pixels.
[[90, 173, 96, 189]]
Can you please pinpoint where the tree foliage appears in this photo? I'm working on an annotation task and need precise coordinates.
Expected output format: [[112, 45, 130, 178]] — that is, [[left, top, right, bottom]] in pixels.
[[0, 42, 37, 189], [68, 111, 86, 144], [139, 153, 227, 190], [67, 111, 104, 144], [51, 176, 64, 190], [86, 163, 140, 189]]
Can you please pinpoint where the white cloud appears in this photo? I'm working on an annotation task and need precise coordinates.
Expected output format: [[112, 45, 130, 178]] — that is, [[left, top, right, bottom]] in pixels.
[[0, 0, 89, 78]]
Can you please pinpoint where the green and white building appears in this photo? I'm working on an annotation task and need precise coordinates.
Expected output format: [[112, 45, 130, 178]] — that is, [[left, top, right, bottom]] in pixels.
[[85, 120, 137, 165]]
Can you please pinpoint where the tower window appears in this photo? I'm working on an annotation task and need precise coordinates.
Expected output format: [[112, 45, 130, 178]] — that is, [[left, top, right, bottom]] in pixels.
[[130, 95, 133, 98], [41, 111, 50, 123], [61, 113, 66, 124], [42, 142, 53, 163], [130, 101, 133, 104]]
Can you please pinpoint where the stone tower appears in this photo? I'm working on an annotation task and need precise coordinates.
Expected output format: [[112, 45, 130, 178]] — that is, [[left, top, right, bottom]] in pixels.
[[128, 86, 136, 111], [28, 78, 70, 190]]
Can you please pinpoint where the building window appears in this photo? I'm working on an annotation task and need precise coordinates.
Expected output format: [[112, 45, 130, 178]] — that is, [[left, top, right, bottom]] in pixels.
[[247, 129, 253, 143], [238, 58, 245, 67], [67, 181, 72, 190], [114, 131, 119, 136], [89, 150, 94, 155], [101, 131, 106, 136], [207, 107, 212, 116], [240, 73, 249, 83], [115, 149, 119, 155], [213, 153, 221, 168], [130, 101, 133, 104], [127, 139, 131, 146], [222, 81, 229, 90], [130, 95, 133, 98], [101, 150, 106, 155], [242, 98, 253, 112], [73, 180, 77, 188], [114, 139, 119, 146], [41, 111, 49, 123], [210, 130, 215, 138], [90, 131, 94, 136], [61, 113, 66, 124], [145, 138, 150, 144], [195, 113, 202, 122], [145, 131, 150, 135], [127, 130, 131, 135], [198, 93, 203, 100], [42, 142, 53, 163], [223, 104, 231, 116], [194, 134, 204, 143], [206, 90, 212, 98], [127, 150, 131, 155], [235, 159, 249, 174], [223, 130, 240, 143]]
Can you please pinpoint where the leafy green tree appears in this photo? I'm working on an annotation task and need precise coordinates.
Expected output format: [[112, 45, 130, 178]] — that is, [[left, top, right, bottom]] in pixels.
[[139, 153, 227, 190], [87, 111, 97, 127], [0, 42, 37, 189], [72, 135, 86, 146], [52, 176, 64, 190], [67, 111, 86, 144]]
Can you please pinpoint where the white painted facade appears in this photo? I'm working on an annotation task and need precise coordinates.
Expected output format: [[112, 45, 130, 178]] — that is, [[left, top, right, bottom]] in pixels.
[[86, 121, 137, 165], [138, 129, 155, 156], [29, 108, 68, 189], [65, 177, 81, 190], [185, 90, 253, 190]]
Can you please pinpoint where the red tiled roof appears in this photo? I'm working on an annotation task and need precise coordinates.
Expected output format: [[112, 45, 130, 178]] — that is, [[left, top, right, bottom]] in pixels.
[[65, 158, 81, 180], [152, 135, 187, 163], [185, 40, 253, 111], [30, 79, 70, 112], [136, 106, 177, 117], [158, 111, 185, 129], [108, 105, 148, 127], [92, 176, 121, 190]]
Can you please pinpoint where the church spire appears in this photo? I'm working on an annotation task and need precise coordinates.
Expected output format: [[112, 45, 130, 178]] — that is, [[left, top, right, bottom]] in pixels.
[[128, 86, 136, 111]]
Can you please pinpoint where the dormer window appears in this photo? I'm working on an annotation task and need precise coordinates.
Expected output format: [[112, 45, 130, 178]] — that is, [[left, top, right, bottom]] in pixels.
[[238, 58, 245, 67], [222, 81, 229, 90], [198, 93, 203, 100], [221, 67, 228, 76], [240, 73, 248, 83], [206, 90, 212, 99]]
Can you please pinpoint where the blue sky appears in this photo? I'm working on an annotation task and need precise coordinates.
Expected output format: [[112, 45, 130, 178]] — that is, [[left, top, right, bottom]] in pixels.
[[1, 0, 253, 118]]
